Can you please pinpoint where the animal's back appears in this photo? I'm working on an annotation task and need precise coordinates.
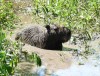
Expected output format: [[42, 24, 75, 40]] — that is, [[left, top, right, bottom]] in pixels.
[[16, 25, 48, 48]]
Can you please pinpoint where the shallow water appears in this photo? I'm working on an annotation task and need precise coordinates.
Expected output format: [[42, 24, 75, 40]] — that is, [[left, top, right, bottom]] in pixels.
[[36, 37, 100, 76], [52, 64, 100, 76], [36, 61, 100, 76]]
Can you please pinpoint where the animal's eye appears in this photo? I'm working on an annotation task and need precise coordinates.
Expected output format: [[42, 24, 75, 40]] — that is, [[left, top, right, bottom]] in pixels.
[[54, 27, 59, 32], [63, 27, 66, 30]]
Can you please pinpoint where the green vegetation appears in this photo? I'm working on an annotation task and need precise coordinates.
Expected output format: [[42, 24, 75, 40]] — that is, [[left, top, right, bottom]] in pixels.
[[27, 53, 42, 66], [33, 0, 100, 31], [0, 0, 18, 75], [0, 0, 16, 30], [0, 0, 18, 76], [32, 0, 100, 53], [0, 0, 41, 75]]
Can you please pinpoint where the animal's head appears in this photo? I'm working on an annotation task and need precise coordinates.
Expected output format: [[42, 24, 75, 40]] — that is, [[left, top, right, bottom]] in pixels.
[[58, 26, 71, 43], [45, 24, 58, 34], [45, 24, 71, 43]]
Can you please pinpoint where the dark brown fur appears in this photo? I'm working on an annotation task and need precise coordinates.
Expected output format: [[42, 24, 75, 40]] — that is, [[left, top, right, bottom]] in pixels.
[[15, 25, 71, 50]]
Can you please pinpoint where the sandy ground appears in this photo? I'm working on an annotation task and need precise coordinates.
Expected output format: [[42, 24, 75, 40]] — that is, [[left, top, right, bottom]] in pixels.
[[22, 44, 72, 70]]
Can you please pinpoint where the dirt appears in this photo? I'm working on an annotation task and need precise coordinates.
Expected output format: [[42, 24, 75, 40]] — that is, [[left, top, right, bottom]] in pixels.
[[9, 0, 100, 75], [10, 24, 73, 75]]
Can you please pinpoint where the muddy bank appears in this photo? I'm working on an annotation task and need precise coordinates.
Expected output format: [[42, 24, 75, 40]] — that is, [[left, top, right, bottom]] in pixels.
[[13, 44, 72, 76]]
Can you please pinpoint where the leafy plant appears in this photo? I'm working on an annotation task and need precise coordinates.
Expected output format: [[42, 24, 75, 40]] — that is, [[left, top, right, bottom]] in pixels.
[[27, 52, 42, 66], [32, 0, 100, 53], [0, 0, 16, 30], [0, 50, 19, 75], [0, 30, 19, 76], [0, 0, 42, 75], [20, 51, 42, 66], [0, 0, 19, 75]]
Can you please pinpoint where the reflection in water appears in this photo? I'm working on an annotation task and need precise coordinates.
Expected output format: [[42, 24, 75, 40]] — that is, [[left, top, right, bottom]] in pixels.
[[37, 66, 46, 76], [52, 64, 100, 76]]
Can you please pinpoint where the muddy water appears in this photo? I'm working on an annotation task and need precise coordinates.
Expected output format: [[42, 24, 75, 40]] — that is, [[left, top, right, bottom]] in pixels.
[[54, 38, 100, 76], [12, 0, 100, 76]]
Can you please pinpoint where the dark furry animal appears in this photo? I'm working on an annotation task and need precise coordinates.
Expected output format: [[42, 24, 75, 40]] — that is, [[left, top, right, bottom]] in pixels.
[[15, 25, 71, 50]]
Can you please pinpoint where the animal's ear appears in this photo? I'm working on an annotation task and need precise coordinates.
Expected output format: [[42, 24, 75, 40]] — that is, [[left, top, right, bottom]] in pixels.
[[45, 25, 51, 33], [45, 25, 50, 30]]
